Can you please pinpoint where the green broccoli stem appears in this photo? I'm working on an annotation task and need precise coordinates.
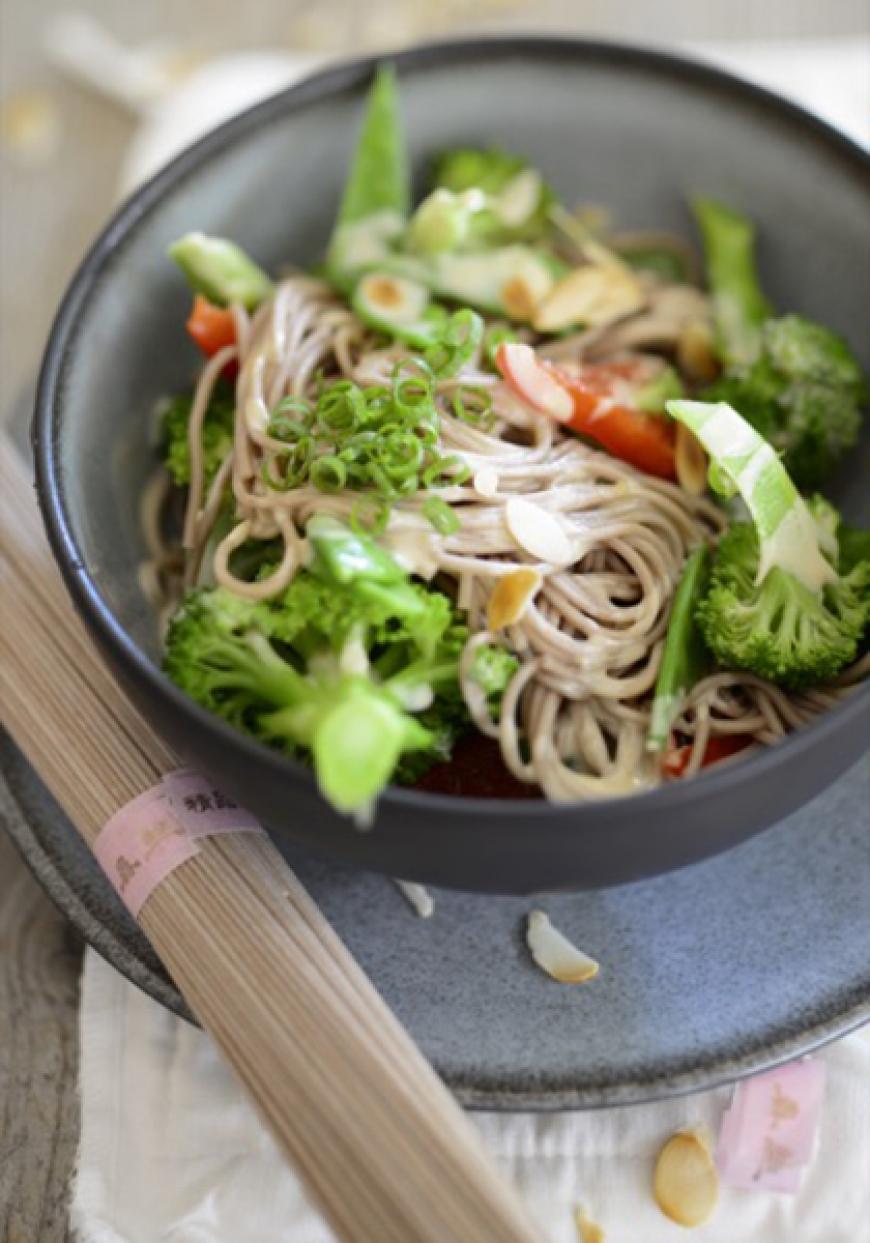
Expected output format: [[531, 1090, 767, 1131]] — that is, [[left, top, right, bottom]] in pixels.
[[168, 233, 274, 309], [234, 631, 307, 703], [262, 677, 432, 815], [693, 198, 771, 368]]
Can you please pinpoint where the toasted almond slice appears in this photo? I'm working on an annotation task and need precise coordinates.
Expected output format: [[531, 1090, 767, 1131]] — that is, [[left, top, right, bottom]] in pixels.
[[526, 911, 600, 984], [677, 318, 720, 383], [505, 497, 574, 566], [0, 91, 59, 162], [573, 1204, 605, 1243], [653, 1127, 719, 1227], [487, 568, 542, 630], [495, 168, 543, 227], [675, 422, 709, 496], [393, 879, 434, 919], [534, 263, 645, 333], [473, 466, 500, 498], [502, 275, 540, 320]]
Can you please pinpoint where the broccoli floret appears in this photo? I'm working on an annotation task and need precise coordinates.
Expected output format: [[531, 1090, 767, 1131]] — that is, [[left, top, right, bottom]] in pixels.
[[704, 316, 863, 490], [694, 198, 865, 490], [838, 524, 870, 576], [163, 516, 519, 814], [468, 643, 519, 697], [429, 147, 556, 244], [164, 581, 435, 816], [806, 493, 841, 563], [162, 379, 235, 489], [696, 523, 869, 689]]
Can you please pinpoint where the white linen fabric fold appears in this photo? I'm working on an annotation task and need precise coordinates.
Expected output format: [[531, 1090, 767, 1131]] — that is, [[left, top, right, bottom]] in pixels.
[[72, 949, 869, 1242]]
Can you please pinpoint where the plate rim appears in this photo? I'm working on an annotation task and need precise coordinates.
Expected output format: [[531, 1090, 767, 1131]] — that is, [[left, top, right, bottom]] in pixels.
[[3, 739, 868, 1111]]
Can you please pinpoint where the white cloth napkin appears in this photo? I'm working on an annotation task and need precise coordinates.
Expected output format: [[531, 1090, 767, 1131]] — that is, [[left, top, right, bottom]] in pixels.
[[72, 948, 870, 1242], [69, 34, 869, 1243]]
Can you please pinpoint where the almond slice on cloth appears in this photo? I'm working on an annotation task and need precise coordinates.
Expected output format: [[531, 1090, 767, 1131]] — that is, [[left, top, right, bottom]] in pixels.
[[573, 1204, 605, 1242], [653, 1126, 719, 1227], [526, 911, 600, 984], [487, 568, 542, 631], [505, 497, 574, 566]]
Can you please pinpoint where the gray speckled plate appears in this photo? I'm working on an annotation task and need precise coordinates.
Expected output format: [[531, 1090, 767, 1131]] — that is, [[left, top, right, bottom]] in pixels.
[[3, 732, 868, 1109]]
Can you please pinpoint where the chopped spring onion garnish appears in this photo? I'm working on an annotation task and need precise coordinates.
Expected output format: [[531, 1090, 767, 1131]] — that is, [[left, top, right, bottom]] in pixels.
[[451, 384, 496, 430], [261, 357, 470, 503], [483, 323, 519, 370], [423, 308, 484, 378], [423, 496, 461, 534]]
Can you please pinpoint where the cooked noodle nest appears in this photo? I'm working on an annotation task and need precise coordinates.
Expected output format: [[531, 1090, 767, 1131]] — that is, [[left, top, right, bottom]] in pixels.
[[141, 276, 862, 801]]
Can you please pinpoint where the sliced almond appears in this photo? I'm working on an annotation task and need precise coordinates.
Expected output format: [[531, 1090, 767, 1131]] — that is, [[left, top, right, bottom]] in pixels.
[[534, 263, 645, 333], [653, 1127, 719, 1227], [505, 497, 574, 566], [473, 466, 500, 498], [393, 879, 434, 919], [573, 1204, 605, 1243], [495, 168, 543, 227], [502, 275, 540, 320], [0, 91, 60, 162], [487, 568, 542, 630], [677, 318, 720, 383], [675, 422, 709, 497], [526, 911, 600, 984]]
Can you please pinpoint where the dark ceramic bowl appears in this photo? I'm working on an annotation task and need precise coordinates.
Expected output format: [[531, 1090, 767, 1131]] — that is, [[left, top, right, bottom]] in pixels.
[[34, 37, 870, 894]]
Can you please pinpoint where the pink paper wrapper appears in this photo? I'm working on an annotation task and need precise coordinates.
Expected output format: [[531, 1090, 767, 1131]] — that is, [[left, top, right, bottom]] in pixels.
[[94, 771, 263, 917], [717, 1059, 826, 1194]]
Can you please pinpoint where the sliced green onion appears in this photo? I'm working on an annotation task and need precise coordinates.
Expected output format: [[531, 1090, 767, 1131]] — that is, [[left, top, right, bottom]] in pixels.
[[377, 431, 425, 480], [267, 396, 314, 442], [391, 359, 434, 419], [317, 381, 367, 432], [451, 385, 495, 430], [262, 438, 313, 491], [483, 324, 518, 370], [425, 309, 484, 379], [310, 454, 348, 492], [422, 454, 471, 488], [350, 496, 391, 536], [422, 496, 461, 535]]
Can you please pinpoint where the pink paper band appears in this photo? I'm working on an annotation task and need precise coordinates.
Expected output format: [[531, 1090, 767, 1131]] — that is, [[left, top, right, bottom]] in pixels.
[[94, 771, 263, 917], [717, 1059, 826, 1194]]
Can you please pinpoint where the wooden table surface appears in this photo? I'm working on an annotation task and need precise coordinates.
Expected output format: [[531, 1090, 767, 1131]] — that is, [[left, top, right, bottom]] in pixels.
[[1, 3, 867, 1239]]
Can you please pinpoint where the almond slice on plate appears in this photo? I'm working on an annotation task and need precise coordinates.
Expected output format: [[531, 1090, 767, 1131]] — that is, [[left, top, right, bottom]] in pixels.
[[526, 911, 600, 984], [653, 1127, 719, 1227], [487, 568, 542, 631], [505, 496, 574, 566]]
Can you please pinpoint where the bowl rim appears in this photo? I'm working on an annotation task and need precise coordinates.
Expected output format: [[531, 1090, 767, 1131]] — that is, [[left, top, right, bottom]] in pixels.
[[33, 33, 870, 824]]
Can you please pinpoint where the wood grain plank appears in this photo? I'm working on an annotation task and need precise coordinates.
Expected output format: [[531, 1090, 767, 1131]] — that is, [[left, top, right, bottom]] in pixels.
[[0, 832, 81, 1243]]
